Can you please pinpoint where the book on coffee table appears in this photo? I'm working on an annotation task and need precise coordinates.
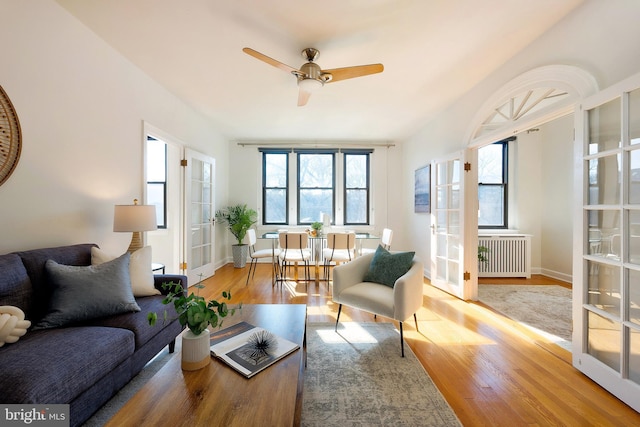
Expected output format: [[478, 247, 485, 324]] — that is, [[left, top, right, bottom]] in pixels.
[[210, 321, 300, 378]]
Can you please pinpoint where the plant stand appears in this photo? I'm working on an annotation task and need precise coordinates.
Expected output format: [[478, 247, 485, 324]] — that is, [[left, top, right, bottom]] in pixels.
[[181, 328, 211, 371], [232, 244, 249, 268]]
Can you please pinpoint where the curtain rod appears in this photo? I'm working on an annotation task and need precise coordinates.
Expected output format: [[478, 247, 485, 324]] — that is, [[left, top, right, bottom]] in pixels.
[[236, 141, 395, 148]]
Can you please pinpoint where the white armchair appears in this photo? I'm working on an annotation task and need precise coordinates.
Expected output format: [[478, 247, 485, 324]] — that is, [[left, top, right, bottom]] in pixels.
[[332, 252, 424, 357]]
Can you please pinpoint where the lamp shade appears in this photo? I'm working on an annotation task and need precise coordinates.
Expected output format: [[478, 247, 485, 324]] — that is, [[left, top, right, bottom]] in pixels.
[[113, 203, 158, 232], [298, 78, 323, 93]]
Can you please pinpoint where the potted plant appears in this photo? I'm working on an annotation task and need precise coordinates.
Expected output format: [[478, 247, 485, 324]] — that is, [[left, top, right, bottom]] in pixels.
[[215, 204, 257, 268], [310, 221, 323, 237], [147, 280, 240, 370], [478, 245, 490, 264]]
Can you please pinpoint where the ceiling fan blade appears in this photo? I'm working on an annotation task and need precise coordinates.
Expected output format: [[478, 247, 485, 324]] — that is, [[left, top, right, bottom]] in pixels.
[[298, 89, 311, 106], [242, 47, 299, 74], [323, 64, 384, 83]]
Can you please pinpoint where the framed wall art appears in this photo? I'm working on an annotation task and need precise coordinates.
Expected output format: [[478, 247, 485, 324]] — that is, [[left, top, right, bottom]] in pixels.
[[414, 164, 430, 213]]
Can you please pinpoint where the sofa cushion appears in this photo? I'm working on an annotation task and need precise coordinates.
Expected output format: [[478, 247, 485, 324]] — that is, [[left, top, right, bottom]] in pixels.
[[16, 244, 96, 322], [0, 253, 32, 314], [363, 245, 415, 287], [91, 246, 160, 297], [0, 326, 134, 404], [88, 294, 178, 350], [34, 253, 140, 330]]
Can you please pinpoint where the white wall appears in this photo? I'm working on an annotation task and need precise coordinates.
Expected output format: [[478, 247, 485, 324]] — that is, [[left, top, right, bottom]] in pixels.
[[539, 114, 574, 281], [401, 0, 640, 278], [0, 1, 229, 264]]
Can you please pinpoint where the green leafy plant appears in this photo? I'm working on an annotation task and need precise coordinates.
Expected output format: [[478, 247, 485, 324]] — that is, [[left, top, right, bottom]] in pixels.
[[214, 204, 258, 245], [147, 280, 240, 336], [478, 245, 490, 263], [311, 221, 323, 231]]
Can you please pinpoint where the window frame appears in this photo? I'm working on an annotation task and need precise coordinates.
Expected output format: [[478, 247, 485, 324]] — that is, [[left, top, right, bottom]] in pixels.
[[478, 138, 510, 229], [343, 149, 371, 225], [296, 149, 336, 226], [146, 136, 167, 229], [261, 150, 290, 225]]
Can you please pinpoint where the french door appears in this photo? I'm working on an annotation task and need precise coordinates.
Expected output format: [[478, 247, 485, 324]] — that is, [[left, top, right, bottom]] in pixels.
[[576, 72, 640, 411], [430, 150, 477, 300], [183, 148, 216, 285]]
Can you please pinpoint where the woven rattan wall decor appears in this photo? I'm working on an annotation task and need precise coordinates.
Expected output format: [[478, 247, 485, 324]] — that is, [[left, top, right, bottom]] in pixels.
[[0, 85, 21, 187]]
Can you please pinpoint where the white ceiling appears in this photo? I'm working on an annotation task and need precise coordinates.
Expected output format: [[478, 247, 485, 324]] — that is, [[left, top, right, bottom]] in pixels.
[[56, 0, 583, 142]]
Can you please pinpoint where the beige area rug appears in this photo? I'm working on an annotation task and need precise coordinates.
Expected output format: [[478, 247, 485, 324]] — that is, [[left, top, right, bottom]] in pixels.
[[84, 322, 461, 426], [478, 284, 572, 351], [302, 322, 461, 427]]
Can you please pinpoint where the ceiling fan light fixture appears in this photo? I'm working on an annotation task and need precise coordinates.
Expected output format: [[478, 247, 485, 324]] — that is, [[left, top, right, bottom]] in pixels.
[[298, 78, 323, 92]]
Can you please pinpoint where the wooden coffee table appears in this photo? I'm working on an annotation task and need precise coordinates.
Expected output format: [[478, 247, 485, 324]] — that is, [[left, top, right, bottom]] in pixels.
[[105, 304, 307, 427]]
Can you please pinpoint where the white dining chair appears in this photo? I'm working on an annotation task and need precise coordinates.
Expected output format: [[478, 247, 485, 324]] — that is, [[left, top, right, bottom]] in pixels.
[[322, 232, 356, 281], [278, 232, 312, 285], [246, 229, 280, 285], [361, 228, 393, 255]]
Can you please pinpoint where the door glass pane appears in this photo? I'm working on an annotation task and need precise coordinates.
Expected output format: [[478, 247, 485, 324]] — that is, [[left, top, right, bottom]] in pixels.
[[451, 160, 460, 184], [437, 234, 447, 257], [587, 311, 621, 372], [436, 211, 446, 232], [192, 247, 203, 269], [629, 270, 640, 327], [450, 184, 460, 209], [192, 158, 203, 179], [449, 211, 460, 235], [587, 210, 620, 258], [437, 163, 446, 185], [588, 97, 621, 154], [587, 155, 621, 205], [449, 260, 459, 285], [628, 211, 640, 264], [630, 327, 640, 383], [630, 89, 640, 145], [448, 236, 459, 259], [436, 187, 447, 209], [587, 261, 621, 317], [436, 257, 446, 281], [629, 149, 640, 203], [191, 182, 202, 202], [192, 225, 202, 246]]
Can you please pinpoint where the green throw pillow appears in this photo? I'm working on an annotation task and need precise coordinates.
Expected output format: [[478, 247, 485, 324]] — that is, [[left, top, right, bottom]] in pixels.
[[363, 245, 415, 287], [34, 253, 140, 329]]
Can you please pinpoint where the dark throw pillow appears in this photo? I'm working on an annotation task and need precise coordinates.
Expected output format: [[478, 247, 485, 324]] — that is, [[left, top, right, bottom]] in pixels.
[[34, 252, 140, 329], [363, 245, 415, 287]]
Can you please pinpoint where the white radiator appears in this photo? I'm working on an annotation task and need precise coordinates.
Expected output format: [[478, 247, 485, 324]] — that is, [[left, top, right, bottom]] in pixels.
[[478, 234, 532, 278]]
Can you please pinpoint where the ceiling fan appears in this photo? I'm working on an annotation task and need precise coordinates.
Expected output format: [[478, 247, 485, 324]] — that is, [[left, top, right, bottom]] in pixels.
[[242, 47, 384, 106]]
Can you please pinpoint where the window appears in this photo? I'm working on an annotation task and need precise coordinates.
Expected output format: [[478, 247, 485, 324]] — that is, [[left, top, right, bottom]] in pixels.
[[261, 148, 372, 226], [262, 151, 289, 224], [478, 139, 510, 228], [146, 136, 167, 228], [344, 150, 370, 224], [297, 150, 335, 224]]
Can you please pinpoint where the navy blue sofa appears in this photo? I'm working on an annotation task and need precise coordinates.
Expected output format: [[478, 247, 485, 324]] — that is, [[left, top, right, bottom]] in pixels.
[[0, 243, 185, 427]]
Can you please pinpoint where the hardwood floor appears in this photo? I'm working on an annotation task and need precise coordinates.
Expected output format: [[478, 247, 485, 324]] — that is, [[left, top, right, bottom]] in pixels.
[[194, 264, 640, 426]]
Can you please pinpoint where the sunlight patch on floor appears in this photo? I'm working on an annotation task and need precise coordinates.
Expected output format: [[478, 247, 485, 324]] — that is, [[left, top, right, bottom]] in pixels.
[[314, 322, 379, 344]]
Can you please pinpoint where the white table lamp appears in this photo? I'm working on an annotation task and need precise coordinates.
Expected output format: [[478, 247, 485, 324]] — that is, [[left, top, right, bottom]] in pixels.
[[113, 199, 158, 253]]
